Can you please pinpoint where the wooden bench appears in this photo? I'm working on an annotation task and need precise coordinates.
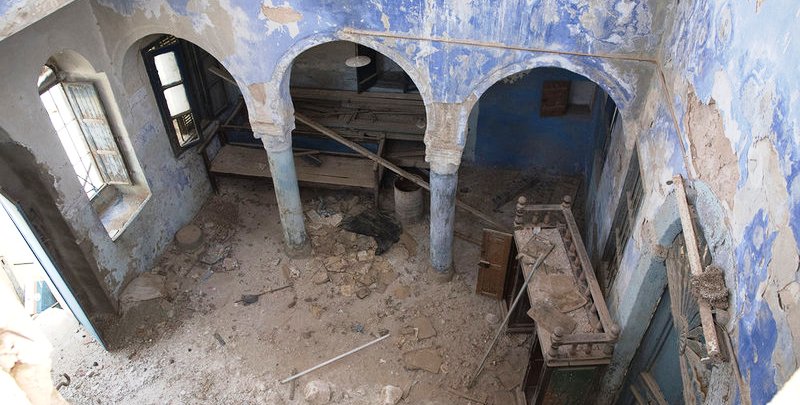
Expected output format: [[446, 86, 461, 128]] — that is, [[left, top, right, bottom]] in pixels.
[[198, 100, 386, 202]]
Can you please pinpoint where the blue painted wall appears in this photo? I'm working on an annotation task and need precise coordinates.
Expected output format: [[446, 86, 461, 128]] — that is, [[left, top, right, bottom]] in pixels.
[[467, 68, 611, 176], [656, 1, 800, 402], [12, 0, 800, 403]]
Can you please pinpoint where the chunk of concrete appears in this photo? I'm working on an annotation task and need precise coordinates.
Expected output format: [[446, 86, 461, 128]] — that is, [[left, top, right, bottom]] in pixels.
[[392, 285, 411, 300], [356, 287, 371, 299], [402, 347, 442, 373], [119, 273, 165, 307], [380, 385, 403, 404], [410, 316, 437, 340], [175, 224, 203, 251], [312, 271, 329, 285], [304, 380, 331, 404], [220, 257, 238, 272]]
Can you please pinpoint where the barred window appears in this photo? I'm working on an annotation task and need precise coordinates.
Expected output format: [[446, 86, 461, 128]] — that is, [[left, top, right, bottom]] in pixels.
[[599, 147, 644, 292]]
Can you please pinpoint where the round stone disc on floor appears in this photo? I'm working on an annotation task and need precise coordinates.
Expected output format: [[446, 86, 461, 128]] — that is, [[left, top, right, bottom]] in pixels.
[[175, 224, 203, 251]]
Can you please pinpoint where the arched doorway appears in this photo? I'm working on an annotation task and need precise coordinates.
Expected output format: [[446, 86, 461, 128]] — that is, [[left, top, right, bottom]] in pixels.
[[286, 40, 428, 204], [617, 232, 716, 404], [138, 34, 246, 157], [462, 67, 619, 211], [459, 66, 622, 285], [130, 33, 257, 194]]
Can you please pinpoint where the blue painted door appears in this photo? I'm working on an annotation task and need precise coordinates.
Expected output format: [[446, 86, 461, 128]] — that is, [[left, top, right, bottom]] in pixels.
[[618, 288, 684, 404]]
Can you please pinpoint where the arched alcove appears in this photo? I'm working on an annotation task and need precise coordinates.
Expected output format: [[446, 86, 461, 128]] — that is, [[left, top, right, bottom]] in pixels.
[[122, 33, 253, 193], [457, 66, 622, 248], [282, 40, 430, 203]]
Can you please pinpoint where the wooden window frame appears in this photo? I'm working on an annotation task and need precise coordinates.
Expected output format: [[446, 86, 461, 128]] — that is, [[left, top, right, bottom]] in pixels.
[[38, 66, 131, 199], [142, 36, 204, 157]]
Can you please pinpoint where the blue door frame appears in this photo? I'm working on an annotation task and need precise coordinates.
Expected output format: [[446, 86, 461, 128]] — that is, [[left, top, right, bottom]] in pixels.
[[0, 194, 106, 348], [618, 287, 683, 404]]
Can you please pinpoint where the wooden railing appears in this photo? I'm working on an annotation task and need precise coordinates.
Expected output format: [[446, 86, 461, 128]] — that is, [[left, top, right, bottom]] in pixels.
[[514, 195, 620, 366]]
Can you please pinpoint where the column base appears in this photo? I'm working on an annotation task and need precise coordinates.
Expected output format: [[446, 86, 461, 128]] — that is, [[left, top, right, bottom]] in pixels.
[[284, 240, 311, 259], [429, 264, 454, 283]]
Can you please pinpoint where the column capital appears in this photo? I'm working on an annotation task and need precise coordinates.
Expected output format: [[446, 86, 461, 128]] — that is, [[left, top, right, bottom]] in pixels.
[[252, 120, 294, 153], [424, 102, 470, 175]]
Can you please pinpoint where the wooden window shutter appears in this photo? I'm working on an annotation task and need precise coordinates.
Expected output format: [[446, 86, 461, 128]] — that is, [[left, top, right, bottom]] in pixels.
[[540, 80, 570, 117], [62, 82, 131, 185]]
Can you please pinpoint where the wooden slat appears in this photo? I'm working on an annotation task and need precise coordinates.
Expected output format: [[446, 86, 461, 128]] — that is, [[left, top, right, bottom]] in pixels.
[[558, 333, 616, 345], [291, 87, 423, 102], [547, 357, 612, 367], [210, 145, 376, 189], [521, 204, 566, 212], [207, 66, 237, 86], [640, 372, 669, 405], [294, 114, 424, 136], [292, 128, 424, 142], [673, 174, 722, 362], [629, 386, 647, 405]]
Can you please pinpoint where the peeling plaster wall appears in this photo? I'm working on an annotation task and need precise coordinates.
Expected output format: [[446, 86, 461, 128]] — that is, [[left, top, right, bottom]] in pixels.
[[0, 0, 687, 398], [660, 1, 800, 402], [81, 0, 664, 179], [0, 0, 211, 301], [84, 0, 665, 134], [600, 1, 800, 403]]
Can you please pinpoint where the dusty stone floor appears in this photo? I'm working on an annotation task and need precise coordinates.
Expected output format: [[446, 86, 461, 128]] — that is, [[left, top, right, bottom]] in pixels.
[[45, 169, 582, 404]]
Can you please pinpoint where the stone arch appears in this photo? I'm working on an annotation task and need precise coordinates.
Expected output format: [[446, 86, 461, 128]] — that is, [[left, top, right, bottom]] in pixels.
[[458, 58, 626, 176], [116, 29, 255, 125], [261, 32, 433, 146], [437, 54, 634, 172], [467, 55, 633, 116], [41, 49, 96, 76]]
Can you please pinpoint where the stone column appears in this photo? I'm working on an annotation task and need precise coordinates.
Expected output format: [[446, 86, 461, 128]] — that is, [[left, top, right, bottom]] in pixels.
[[258, 125, 310, 257], [424, 102, 470, 281], [429, 162, 458, 280]]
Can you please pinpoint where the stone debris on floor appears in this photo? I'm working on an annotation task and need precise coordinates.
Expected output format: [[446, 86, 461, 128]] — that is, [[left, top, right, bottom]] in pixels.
[[50, 178, 531, 404]]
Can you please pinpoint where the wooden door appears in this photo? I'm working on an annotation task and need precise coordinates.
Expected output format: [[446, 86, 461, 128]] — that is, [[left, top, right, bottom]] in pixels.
[[476, 229, 512, 299], [618, 233, 712, 405]]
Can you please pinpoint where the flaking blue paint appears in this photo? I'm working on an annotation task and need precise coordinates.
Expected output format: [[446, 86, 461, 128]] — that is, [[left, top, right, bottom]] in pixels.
[[771, 88, 800, 249], [659, 2, 800, 399], [735, 210, 779, 403], [87, 0, 657, 113], [467, 67, 611, 175]]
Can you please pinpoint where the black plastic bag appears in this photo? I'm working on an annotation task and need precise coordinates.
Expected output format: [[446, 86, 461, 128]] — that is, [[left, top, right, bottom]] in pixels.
[[340, 210, 402, 255]]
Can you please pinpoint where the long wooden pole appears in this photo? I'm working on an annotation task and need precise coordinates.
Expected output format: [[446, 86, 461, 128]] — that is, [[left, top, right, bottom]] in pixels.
[[294, 113, 507, 230], [673, 174, 721, 362]]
